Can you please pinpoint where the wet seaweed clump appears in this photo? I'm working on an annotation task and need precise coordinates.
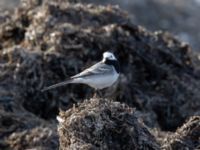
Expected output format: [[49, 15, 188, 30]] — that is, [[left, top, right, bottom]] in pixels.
[[0, 0, 200, 149], [0, 111, 59, 150], [58, 98, 160, 150], [162, 116, 200, 149]]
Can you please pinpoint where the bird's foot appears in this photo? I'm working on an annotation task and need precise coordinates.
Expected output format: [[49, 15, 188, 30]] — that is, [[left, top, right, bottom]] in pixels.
[[93, 90, 102, 98], [93, 92, 97, 98]]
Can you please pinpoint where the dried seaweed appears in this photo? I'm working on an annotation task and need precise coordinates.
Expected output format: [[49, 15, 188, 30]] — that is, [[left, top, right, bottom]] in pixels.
[[162, 116, 200, 149], [58, 98, 160, 150], [0, 0, 199, 149]]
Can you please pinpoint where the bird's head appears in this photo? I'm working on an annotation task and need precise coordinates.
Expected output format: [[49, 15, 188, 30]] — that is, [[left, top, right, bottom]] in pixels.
[[102, 51, 117, 62]]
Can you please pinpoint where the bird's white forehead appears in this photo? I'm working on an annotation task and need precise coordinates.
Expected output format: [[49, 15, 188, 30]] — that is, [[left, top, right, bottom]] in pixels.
[[103, 51, 115, 59]]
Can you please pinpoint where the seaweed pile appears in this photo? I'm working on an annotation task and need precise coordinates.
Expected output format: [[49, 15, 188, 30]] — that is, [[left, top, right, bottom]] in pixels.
[[0, 0, 199, 149], [58, 98, 160, 149]]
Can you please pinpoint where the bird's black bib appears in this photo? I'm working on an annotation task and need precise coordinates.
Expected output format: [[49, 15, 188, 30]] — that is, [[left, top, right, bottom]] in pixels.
[[105, 59, 120, 73]]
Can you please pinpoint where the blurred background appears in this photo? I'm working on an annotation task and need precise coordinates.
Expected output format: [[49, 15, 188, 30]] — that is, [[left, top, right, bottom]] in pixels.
[[1, 0, 200, 51]]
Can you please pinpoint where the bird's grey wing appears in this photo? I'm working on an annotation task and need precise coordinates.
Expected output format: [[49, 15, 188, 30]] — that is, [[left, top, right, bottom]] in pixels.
[[71, 62, 112, 79]]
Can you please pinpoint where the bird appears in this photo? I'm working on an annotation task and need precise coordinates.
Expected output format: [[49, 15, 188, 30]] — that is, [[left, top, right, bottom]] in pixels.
[[41, 51, 120, 95]]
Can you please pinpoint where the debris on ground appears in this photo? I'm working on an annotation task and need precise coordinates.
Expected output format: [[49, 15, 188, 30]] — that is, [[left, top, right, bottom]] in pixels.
[[0, 0, 199, 149], [58, 98, 160, 150], [162, 116, 200, 149]]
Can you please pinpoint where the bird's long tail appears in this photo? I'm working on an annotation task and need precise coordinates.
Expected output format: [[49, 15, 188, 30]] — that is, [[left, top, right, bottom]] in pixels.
[[41, 79, 73, 92]]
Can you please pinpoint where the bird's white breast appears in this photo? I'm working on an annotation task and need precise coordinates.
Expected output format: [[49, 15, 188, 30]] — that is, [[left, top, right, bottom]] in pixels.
[[84, 69, 119, 90]]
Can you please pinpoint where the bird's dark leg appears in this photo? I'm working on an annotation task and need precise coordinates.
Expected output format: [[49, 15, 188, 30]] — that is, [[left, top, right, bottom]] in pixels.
[[93, 89, 98, 98], [97, 90, 101, 97], [93, 89, 103, 98], [97, 90, 104, 98]]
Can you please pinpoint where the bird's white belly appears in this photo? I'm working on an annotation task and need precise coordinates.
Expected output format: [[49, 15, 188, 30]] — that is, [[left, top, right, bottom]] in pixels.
[[85, 73, 119, 89]]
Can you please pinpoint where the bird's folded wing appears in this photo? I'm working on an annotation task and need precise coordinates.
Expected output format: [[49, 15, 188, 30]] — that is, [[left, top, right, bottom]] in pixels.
[[71, 62, 112, 78]]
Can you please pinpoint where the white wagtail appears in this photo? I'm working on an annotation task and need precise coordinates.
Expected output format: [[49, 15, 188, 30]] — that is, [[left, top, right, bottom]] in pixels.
[[41, 52, 120, 93]]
